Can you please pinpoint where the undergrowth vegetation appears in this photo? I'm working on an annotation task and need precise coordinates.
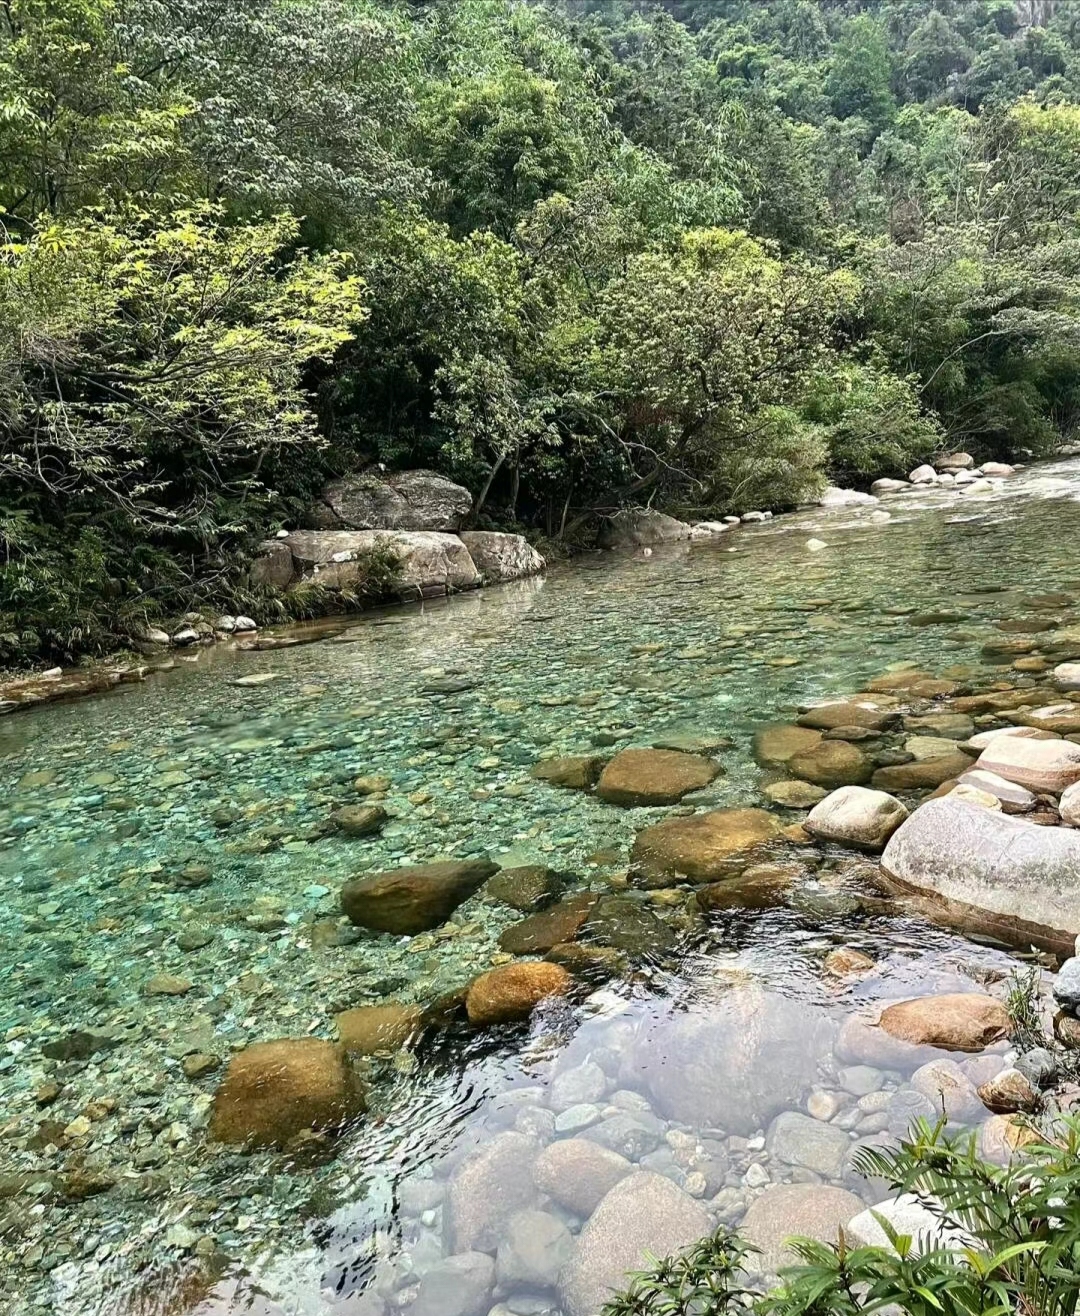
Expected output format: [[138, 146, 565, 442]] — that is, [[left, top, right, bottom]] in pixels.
[[603, 1115, 1080, 1316]]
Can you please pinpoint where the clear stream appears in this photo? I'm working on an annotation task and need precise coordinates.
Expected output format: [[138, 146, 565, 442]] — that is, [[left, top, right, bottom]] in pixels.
[[3, 461, 1080, 1316]]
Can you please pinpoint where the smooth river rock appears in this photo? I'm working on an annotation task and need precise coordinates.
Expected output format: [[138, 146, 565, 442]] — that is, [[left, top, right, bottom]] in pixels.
[[208, 1039, 365, 1148], [879, 993, 1010, 1053], [804, 786, 908, 851], [446, 1132, 540, 1253], [596, 748, 720, 807], [787, 740, 874, 788], [880, 797, 1080, 952], [532, 1138, 632, 1216], [340, 859, 499, 934], [558, 1172, 710, 1316], [740, 1184, 865, 1274], [630, 808, 782, 884], [975, 735, 1080, 793]]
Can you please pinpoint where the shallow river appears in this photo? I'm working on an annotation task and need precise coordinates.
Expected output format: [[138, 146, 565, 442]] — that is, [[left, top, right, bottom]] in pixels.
[[3, 461, 1080, 1316]]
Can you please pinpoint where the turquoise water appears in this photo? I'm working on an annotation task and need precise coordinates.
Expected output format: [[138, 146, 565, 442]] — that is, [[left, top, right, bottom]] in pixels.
[[2, 462, 1079, 1315]]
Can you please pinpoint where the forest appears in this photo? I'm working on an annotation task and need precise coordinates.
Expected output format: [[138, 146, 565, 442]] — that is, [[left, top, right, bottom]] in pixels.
[[2, 0, 1080, 658]]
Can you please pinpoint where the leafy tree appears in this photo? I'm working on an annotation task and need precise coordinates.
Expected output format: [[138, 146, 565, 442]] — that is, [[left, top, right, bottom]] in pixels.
[[825, 16, 897, 134]]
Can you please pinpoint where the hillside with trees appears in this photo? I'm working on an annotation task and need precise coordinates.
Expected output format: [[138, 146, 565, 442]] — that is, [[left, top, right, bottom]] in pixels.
[[2, 0, 1079, 658]]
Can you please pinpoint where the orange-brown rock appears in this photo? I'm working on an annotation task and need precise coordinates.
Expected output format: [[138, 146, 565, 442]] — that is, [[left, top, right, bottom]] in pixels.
[[596, 748, 719, 807], [466, 962, 573, 1025], [788, 740, 874, 788], [696, 861, 804, 912], [879, 994, 1010, 1053], [341, 858, 498, 934], [753, 724, 822, 769], [335, 1003, 424, 1056], [209, 1039, 365, 1148], [630, 807, 782, 885]]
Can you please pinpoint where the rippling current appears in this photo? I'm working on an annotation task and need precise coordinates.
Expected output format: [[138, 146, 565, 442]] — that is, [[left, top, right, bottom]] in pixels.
[[3, 461, 1080, 1316]]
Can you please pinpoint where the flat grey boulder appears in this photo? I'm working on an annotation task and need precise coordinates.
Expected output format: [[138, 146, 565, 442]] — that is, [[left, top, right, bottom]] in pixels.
[[598, 508, 693, 549], [311, 469, 473, 531], [410, 1251, 495, 1316], [558, 1172, 710, 1316], [766, 1111, 852, 1177], [633, 987, 836, 1135], [284, 529, 481, 598], [248, 539, 297, 590], [458, 531, 545, 584], [881, 797, 1080, 953]]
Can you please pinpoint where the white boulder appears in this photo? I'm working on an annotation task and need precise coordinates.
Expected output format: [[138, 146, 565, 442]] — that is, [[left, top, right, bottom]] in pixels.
[[975, 735, 1080, 793], [804, 786, 908, 852]]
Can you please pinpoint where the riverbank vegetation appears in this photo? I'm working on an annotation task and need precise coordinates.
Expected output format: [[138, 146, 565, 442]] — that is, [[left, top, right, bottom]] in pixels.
[[3, 0, 1080, 658], [603, 1115, 1080, 1316]]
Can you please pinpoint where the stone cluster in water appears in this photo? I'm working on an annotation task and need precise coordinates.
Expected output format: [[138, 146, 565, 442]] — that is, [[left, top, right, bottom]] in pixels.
[[3, 463, 1080, 1316]]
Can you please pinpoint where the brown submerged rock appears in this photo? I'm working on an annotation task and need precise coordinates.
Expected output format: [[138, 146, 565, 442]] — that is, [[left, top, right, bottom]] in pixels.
[[631, 807, 782, 885], [879, 994, 1010, 1053], [335, 1003, 424, 1056], [530, 755, 606, 790], [596, 748, 720, 807], [328, 804, 388, 837], [466, 962, 573, 1025], [797, 702, 898, 732], [697, 861, 804, 911], [209, 1039, 365, 1148], [498, 893, 599, 954], [788, 740, 874, 788], [485, 865, 564, 912], [753, 724, 823, 768], [340, 858, 498, 934]]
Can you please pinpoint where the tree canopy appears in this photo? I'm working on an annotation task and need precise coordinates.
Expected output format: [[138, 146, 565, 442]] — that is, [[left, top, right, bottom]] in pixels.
[[2, 0, 1080, 657]]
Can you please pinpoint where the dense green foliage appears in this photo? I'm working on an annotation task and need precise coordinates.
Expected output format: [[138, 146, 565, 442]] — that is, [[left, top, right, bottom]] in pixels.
[[3, 0, 1080, 657], [602, 1115, 1080, 1316]]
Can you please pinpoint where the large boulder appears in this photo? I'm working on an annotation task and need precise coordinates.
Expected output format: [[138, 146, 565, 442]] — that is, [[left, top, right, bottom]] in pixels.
[[633, 987, 836, 1134], [630, 808, 782, 885], [880, 797, 1080, 952], [878, 993, 1010, 1053], [558, 1173, 710, 1316], [532, 1138, 632, 1217], [741, 1185, 865, 1274], [596, 748, 720, 807], [598, 509, 694, 549], [804, 786, 908, 851], [847, 1194, 969, 1255], [458, 531, 545, 584], [311, 469, 473, 532], [340, 859, 498, 935], [249, 539, 297, 590], [335, 1004, 424, 1056], [208, 1039, 365, 1148], [797, 702, 897, 732], [284, 529, 481, 598], [817, 487, 879, 507], [974, 735, 1080, 793]]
